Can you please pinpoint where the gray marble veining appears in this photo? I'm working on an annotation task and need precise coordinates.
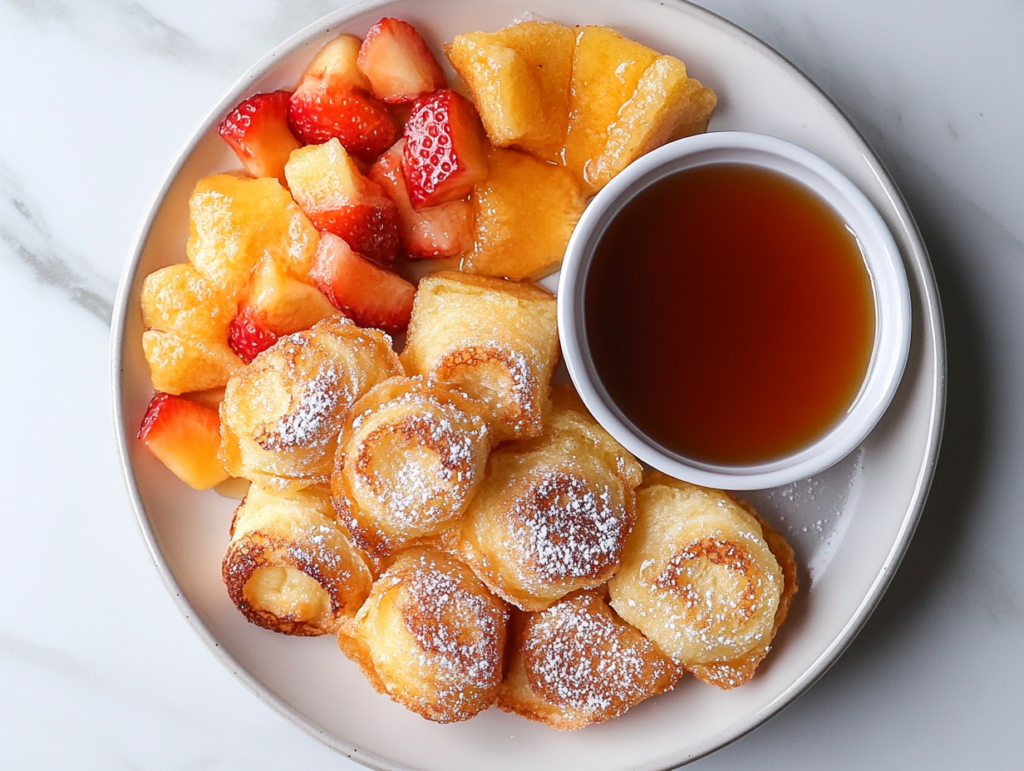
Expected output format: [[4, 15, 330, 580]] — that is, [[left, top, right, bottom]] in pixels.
[[3, 0, 222, 69], [0, 161, 116, 324]]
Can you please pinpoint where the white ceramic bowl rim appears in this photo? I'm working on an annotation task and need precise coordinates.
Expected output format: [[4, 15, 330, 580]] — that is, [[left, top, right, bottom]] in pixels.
[[558, 131, 913, 490]]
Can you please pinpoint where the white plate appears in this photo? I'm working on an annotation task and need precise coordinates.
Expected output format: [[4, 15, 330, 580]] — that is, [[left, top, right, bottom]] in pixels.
[[110, 1, 944, 769]]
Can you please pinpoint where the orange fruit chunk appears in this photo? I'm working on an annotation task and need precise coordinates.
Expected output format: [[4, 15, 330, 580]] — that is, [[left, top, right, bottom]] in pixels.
[[186, 174, 320, 302], [467, 148, 584, 281]]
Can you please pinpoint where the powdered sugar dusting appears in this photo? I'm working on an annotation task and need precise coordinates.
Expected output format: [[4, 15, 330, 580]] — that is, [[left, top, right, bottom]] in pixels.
[[285, 522, 354, 587], [640, 531, 778, 656], [436, 344, 540, 433], [522, 593, 674, 717], [363, 399, 484, 524], [512, 470, 624, 586], [393, 553, 507, 719], [263, 363, 342, 451], [345, 384, 489, 547]]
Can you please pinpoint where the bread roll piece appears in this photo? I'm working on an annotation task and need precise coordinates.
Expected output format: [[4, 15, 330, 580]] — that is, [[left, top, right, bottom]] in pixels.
[[338, 547, 509, 723], [223, 484, 373, 636], [498, 590, 682, 730], [332, 376, 491, 560], [608, 474, 798, 688], [399, 271, 558, 442], [458, 386, 642, 610], [219, 316, 403, 493]]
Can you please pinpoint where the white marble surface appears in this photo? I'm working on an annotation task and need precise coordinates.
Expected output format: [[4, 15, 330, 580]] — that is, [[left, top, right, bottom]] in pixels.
[[1, 0, 1021, 767]]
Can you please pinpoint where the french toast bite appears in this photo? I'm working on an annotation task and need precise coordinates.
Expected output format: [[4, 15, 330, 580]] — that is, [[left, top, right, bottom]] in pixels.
[[498, 590, 682, 729], [458, 386, 643, 611], [218, 316, 403, 494], [563, 26, 658, 186], [563, 26, 716, 195], [584, 55, 717, 193], [608, 474, 797, 689], [445, 21, 575, 162], [332, 376, 490, 560], [223, 484, 372, 636], [338, 547, 509, 723], [400, 271, 558, 442]]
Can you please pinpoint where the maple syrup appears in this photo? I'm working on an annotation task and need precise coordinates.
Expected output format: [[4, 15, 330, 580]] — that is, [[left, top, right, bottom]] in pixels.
[[585, 162, 876, 466]]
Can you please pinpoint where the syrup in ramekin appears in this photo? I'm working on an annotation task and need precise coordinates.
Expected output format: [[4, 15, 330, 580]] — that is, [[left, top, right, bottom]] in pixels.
[[585, 163, 875, 466]]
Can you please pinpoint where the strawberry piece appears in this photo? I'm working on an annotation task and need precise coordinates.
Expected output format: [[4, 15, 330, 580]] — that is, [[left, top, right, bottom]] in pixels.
[[369, 139, 473, 258], [288, 34, 400, 158], [289, 89, 399, 158], [217, 91, 301, 185], [301, 34, 373, 91], [227, 306, 278, 363], [138, 393, 229, 490], [403, 90, 488, 208], [285, 138, 401, 267], [309, 232, 415, 334], [357, 18, 447, 104], [311, 203, 401, 265], [244, 257, 340, 336]]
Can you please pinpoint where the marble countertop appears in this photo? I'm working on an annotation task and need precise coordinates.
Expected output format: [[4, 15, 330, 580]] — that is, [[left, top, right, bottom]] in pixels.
[[2, 0, 1021, 767]]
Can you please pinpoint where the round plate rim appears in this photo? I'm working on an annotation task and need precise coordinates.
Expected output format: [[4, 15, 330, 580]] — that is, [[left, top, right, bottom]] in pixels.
[[109, 0, 946, 768]]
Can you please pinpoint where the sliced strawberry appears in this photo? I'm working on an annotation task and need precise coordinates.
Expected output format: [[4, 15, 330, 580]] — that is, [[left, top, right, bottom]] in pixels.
[[310, 203, 401, 265], [285, 138, 400, 267], [228, 306, 278, 363], [403, 90, 488, 208], [300, 34, 372, 91], [309, 232, 415, 334], [218, 91, 301, 185], [289, 88, 399, 158], [357, 18, 447, 104], [369, 140, 473, 258], [288, 34, 399, 158], [244, 257, 340, 336], [138, 393, 229, 490]]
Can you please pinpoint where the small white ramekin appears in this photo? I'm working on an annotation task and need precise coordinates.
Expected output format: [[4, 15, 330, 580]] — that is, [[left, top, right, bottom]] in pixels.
[[558, 131, 912, 490]]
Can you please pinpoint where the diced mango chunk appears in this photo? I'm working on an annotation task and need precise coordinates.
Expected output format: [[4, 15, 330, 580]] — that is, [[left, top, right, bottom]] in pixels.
[[141, 264, 243, 394], [246, 257, 340, 336], [186, 174, 320, 302], [141, 264, 236, 341], [284, 139, 375, 213], [142, 329, 243, 395]]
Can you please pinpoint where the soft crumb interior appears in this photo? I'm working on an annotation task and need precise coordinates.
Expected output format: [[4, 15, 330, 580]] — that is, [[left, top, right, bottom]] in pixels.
[[243, 566, 330, 622]]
